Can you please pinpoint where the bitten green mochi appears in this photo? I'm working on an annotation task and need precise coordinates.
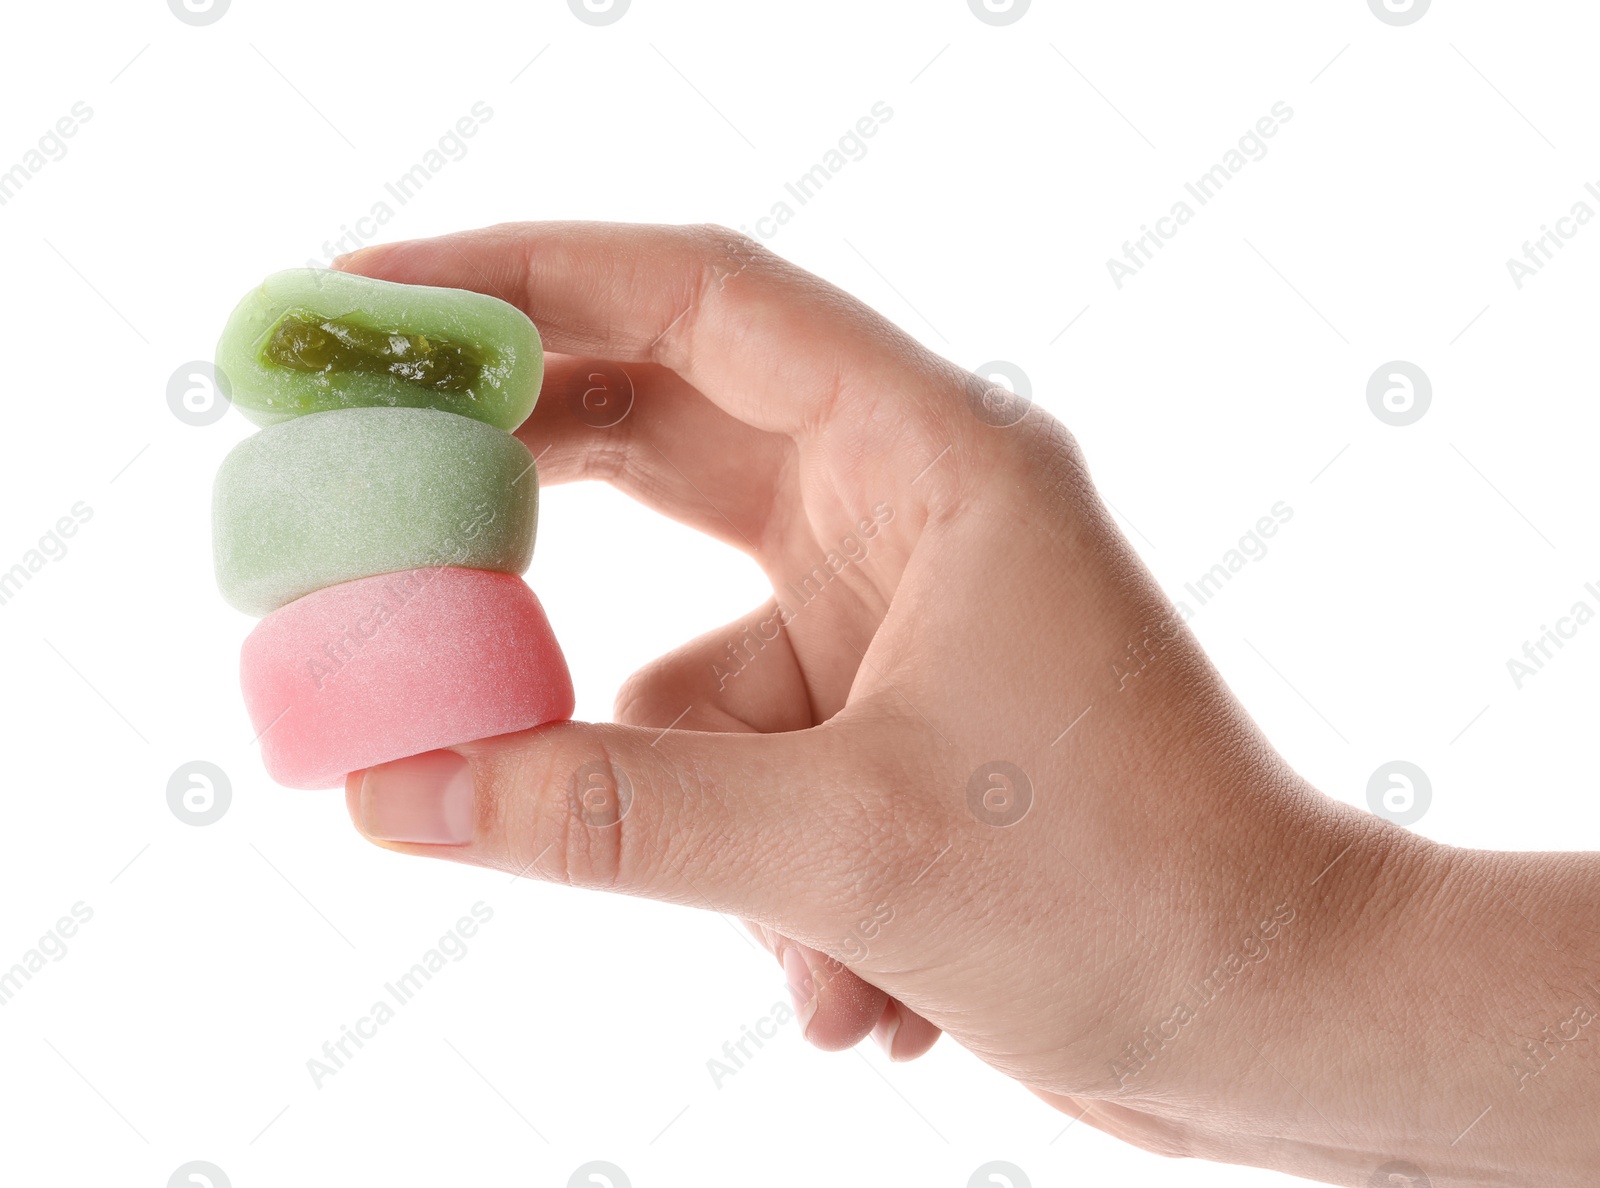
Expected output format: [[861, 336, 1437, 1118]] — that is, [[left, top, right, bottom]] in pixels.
[[216, 269, 543, 430], [213, 407, 539, 616]]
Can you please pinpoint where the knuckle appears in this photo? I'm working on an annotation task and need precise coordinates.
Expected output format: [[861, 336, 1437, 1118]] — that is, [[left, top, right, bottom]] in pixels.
[[685, 222, 768, 287], [688, 221, 761, 258], [560, 748, 636, 892], [931, 372, 1093, 520], [1021, 415, 1090, 486], [646, 224, 770, 368], [494, 733, 633, 893]]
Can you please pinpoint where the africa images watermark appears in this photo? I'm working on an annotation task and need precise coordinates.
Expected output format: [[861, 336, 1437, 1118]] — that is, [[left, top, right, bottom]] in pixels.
[[1504, 578, 1600, 690], [708, 900, 896, 1088], [305, 101, 496, 267], [741, 101, 895, 243], [306, 902, 494, 1088], [304, 503, 500, 691], [1504, 181, 1600, 290], [1507, 977, 1600, 1092], [0, 502, 94, 609], [1106, 101, 1294, 289], [0, 101, 93, 209], [0, 902, 94, 1007], [1111, 501, 1295, 692], [706, 999, 797, 1088], [1172, 500, 1295, 621], [1108, 901, 1296, 1086], [712, 503, 895, 691]]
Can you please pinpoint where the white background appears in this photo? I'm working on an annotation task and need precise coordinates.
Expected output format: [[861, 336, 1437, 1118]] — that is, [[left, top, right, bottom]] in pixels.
[[0, 1, 1595, 1185]]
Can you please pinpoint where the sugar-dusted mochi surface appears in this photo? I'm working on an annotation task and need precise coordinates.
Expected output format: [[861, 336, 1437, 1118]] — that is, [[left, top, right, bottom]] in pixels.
[[241, 567, 573, 789], [216, 268, 543, 430], [214, 406, 539, 616]]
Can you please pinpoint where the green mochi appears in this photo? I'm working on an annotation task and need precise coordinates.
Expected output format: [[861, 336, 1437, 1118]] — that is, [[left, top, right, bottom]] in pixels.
[[213, 407, 539, 615], [216, 269, 543, 430]]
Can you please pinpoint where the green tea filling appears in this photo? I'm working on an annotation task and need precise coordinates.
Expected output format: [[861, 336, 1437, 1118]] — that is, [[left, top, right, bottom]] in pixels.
[[262, 312, 484, 393]]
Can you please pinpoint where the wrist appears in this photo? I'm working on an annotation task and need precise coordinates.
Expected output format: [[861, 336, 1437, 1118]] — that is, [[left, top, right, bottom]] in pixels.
[[1142, 803, 1600, 1185]]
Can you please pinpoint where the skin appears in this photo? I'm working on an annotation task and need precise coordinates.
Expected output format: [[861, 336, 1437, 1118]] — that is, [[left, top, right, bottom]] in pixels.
[[337, 222, 1600, 1186]]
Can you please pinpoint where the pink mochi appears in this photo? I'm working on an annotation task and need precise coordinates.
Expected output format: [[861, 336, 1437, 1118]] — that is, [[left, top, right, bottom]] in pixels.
[[241, 567, 573, 789]]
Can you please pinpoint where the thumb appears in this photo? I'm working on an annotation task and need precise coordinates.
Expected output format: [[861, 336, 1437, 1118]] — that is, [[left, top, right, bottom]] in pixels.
[[344, 719, 863, 926]]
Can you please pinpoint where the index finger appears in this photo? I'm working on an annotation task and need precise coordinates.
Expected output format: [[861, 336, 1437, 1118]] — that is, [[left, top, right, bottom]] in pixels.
[[334, 221, 963, 438]]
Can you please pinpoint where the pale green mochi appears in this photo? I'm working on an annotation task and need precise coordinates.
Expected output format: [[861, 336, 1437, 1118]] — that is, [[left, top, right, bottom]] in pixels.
[[213, 407, 538, 615], [216, 269, 542, 430]]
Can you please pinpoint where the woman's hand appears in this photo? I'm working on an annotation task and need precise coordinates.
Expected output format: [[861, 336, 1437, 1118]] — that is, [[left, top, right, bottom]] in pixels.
[[336, 222, 1600, 1186]]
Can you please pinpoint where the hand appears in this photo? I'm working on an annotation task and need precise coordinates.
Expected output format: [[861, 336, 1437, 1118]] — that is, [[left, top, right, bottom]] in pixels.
[[336, 223, 1600, 1185]]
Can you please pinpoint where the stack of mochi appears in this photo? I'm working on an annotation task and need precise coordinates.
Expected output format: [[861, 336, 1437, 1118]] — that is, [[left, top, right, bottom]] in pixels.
[[212, 268, 573, 790]]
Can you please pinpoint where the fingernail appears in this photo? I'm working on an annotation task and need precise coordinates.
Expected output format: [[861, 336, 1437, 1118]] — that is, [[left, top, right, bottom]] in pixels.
[[782, 947, 819, 1041], [330, 247, 373, 271], [358, 750, 475, 844], [872, 1008, 902, 1060]]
